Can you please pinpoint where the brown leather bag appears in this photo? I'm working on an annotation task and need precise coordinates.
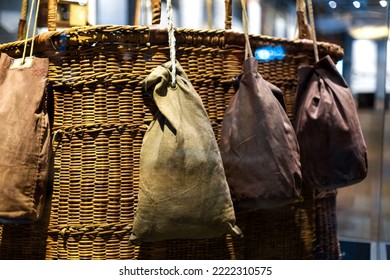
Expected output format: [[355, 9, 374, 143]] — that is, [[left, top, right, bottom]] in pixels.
[[219, 57, 302, 209], [293, 55, 367, 189], [0, 53, 50, 223], [129, 61, 241, 245]]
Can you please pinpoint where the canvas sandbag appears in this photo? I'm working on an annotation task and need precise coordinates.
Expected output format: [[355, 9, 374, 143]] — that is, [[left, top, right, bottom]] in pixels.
[[219, 57, 302, 209], [129, 61, 241, 245], [293, 55, 367, 189], [0, 53, 50, 223]]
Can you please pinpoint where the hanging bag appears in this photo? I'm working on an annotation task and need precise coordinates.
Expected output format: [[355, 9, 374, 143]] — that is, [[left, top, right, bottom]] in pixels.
[[293, 55, 367, 189], [129, 62, 241, 244], [0, 0, 344, 260], [129, 4, 241, 245], [0, 0, 50, 223], [292, 1, 367, 189], [219, 0, 302, 209]]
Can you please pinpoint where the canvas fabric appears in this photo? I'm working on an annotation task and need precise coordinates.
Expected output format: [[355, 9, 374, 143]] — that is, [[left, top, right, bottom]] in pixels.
[[129, 61, 241, 244]]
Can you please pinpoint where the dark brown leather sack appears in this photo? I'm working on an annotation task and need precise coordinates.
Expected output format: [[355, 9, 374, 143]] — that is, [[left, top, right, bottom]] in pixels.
[[129, 61, 241, 245], [233, 75, 287, 111], [0, 53, 50, 223], [219, 57, 302, 209], [293, 55, 368, 189]]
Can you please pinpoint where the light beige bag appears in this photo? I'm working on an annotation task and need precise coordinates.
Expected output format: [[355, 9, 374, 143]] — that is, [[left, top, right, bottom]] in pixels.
[[129, 61, 241, 245]]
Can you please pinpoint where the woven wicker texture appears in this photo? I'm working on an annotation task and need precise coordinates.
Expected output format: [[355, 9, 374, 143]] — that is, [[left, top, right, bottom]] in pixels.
[[0, 25, 343, 259], [312, 189, 341, 260]]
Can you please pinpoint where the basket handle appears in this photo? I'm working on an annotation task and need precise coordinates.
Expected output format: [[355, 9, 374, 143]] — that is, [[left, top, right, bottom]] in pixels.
[[47, 0, 163, 29], [46, 0, 233, 31], [225, 0, 232, 29], [150, 0, 232, 29], [296, 0, 312, 39], [48, 0, 57, 31], [17, 0, 29, 40], [45, 0, 308, 37], [306, 0, 319, 62], [151, 0, 161, 25]]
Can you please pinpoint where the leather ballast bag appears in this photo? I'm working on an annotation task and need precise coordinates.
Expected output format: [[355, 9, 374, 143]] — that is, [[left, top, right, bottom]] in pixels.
[[293, 55, 367, 189], [0, 53, 51, 223], [219, 57, 302, 209]]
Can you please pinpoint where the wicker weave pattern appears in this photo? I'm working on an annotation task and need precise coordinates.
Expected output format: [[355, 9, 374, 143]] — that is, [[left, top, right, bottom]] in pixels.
[[0, 25, 343, 259]]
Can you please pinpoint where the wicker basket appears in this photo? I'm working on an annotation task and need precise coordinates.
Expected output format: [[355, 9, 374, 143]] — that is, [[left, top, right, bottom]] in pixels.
[[0, 0, 343, 259]]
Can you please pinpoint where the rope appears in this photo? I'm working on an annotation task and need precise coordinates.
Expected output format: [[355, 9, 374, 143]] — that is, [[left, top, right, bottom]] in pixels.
[[20, 0, 28, 20], [30, 0, 40, 57], [207, 0, 213, 29], [241, 0, 253, 59], [133, 0, 141, 25], [17, 0, 29, 40], [306, 0, 319, 62], [21, 0, 41, 64], [167, 0, 176, 88]]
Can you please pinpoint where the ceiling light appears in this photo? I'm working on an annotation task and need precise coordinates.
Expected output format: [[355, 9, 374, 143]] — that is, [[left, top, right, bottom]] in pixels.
[[379, 0, 388, 7], [61, 0, 88, 5], [329, 1, 337, 8], [353, 1, 361, 8], [349, 25, 388, 39]]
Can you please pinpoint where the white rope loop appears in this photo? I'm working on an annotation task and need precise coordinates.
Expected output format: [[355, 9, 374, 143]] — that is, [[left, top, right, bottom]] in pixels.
[[306, 0, 319, 62], [167, 0, 176, 88], [22, 0, 41, 64], [30, 0, 40, 57], [240, 0, 253, 60]]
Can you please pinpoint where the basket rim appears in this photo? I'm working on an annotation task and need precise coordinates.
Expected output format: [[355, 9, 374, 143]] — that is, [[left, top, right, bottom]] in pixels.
[[0, 24, 344, 60]]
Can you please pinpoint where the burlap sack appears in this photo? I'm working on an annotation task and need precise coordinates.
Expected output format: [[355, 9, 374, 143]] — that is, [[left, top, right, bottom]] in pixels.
[[219, 57, 302, 209], [293, 55, 367, 189], [0, 53, 50, 223], [129, 61, 241, 245]]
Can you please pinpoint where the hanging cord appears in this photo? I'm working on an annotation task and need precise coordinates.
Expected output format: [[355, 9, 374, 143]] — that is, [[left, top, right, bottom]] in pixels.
[[18, 0, 29, 40], [21, 0, 41, 64], [133, 0, 141, 25], [167, 0, 176, 88], [207, 0, 213, 29], [306, 0, 319, 62], [241, 0, 253, 59]]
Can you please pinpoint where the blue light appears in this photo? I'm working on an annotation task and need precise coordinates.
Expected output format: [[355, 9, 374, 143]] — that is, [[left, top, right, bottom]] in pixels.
[[273, 45, 286, 60], [254, 46, 285, 62], [255, 46, 273, 61]]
